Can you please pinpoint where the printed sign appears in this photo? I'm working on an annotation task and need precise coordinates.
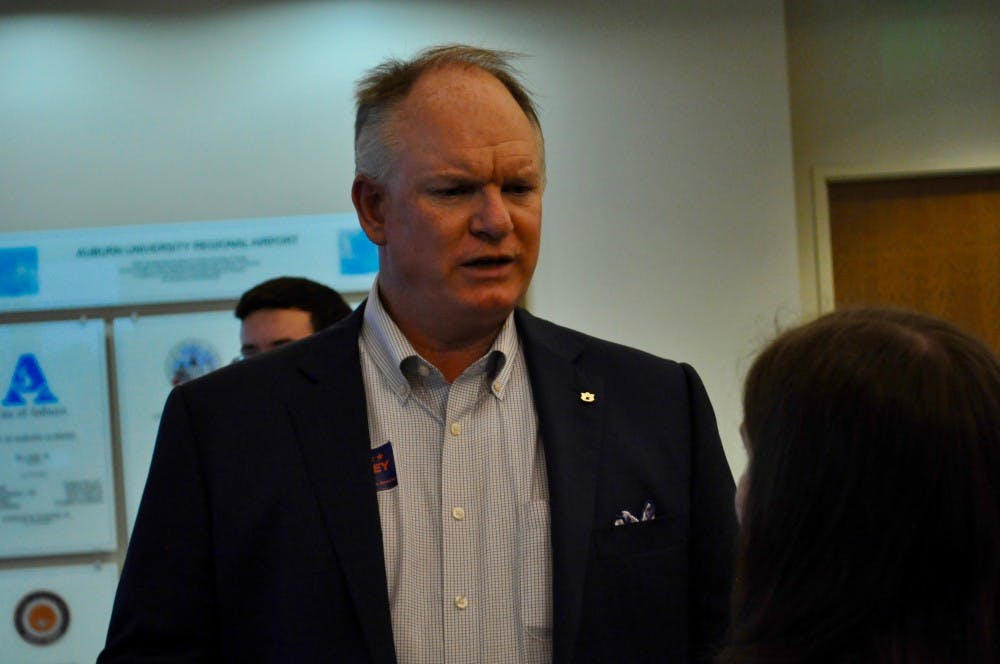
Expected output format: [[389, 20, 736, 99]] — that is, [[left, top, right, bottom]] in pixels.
[[0, 213, 378, 313], [114, 310, 236, 534], [0, 320, 117, 557]]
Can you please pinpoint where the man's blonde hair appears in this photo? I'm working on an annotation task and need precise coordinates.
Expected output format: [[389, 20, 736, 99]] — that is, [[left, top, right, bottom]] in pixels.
[[354, 44, 544, 182]]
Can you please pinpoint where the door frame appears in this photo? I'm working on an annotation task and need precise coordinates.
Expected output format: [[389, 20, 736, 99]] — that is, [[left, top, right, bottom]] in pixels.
[[809, 159, 1000, 314]]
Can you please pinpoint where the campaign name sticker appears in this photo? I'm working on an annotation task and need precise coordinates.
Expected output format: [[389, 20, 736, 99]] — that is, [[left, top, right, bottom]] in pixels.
[[371, 441, 398, 491]]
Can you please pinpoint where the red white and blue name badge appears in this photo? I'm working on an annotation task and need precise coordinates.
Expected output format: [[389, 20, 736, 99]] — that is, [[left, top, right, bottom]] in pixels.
[[371, 441, 398, 491]]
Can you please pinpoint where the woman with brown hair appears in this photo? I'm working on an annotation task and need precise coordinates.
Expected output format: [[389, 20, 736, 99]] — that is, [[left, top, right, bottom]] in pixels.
[[721, 308, 1000, 662]]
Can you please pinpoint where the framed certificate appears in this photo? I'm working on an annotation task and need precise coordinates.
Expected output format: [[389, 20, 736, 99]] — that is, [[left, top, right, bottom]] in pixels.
[[113, 310, 236, 533], [0, 320, 117, 557]]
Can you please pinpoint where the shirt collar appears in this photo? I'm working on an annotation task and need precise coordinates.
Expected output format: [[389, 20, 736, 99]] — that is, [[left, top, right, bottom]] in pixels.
[[361, 276, 520, 399]]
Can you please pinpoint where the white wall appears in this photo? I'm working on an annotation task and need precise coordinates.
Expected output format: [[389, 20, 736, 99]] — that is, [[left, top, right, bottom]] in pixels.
[[786, 0, 1000, 316], [0, 0, 802, 476]]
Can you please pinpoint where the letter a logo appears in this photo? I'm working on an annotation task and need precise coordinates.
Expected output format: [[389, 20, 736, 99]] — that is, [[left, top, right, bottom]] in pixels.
[[2, 354, 58, 406]]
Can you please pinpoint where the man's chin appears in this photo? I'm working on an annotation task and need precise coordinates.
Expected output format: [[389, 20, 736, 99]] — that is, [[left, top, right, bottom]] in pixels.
[[450, 296, 520, 326], [469, 290, 524, 313]]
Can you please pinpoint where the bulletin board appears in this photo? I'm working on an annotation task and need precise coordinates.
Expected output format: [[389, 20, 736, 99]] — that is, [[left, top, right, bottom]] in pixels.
[[0, 212, 376, 652]]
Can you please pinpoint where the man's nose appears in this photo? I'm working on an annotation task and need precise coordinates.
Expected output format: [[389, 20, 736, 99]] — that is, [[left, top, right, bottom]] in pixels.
[[470, 186, 514, 240]]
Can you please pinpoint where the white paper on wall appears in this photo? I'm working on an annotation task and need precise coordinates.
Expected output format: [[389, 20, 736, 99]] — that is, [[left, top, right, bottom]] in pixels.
[[0, 320, 117, 557], [113, 310, 237, 534]]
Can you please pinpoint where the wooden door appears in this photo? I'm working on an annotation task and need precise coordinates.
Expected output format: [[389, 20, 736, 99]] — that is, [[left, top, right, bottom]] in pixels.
[[828, 171, 999, 351]]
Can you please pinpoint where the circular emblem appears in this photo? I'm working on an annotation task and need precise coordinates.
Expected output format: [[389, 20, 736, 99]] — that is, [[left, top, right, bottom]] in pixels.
[[14, 590, 70, 646], [165, 339, 221, 386]]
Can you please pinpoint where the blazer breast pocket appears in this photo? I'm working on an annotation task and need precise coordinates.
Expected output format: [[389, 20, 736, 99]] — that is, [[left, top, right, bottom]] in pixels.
[[580, 513, 691, 656], [593, 512, 686, 559]]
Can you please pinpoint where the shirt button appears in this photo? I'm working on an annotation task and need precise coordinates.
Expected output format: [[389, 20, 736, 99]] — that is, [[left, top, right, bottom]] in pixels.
[[455, 595, 469, 610], [492, 381, 502, 394], [450, 422, 462, 436], [418, 365, 430, 377], [452, 506, 466, 521]]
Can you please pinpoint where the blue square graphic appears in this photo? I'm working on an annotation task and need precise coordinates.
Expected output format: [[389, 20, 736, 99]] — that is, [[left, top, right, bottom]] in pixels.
[[338, 229, 379, 275], [0, 247, 39, 297]]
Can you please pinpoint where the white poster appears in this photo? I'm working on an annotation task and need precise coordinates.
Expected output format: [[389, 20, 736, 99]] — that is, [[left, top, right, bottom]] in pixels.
[[0, 212, 378, 313], [0, 563, 118, 663], [0, 320, 117, 557], [114, 310, 237, 534]]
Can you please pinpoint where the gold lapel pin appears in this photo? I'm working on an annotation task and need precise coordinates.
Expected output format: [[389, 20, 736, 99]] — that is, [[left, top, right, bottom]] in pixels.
[[580, 391, 596, 403]]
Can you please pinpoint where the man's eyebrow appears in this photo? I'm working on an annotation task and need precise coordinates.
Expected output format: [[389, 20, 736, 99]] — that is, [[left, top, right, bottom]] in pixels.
[[424, 165, 541, 183], [425, 173, 477, 184], [423, 166, 478, 179]]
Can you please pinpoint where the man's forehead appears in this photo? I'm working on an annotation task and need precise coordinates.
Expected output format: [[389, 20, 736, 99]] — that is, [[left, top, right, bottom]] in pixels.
[[382, 63, 544, 180], [394, 133, 542, 183], [398, 65, 527, 124], [412, 65, 490, 97]]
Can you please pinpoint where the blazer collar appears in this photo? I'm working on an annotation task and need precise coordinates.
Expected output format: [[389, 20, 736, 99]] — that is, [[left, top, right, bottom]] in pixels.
[[288, 303, 397, 664], [516, 308, 603, 662]]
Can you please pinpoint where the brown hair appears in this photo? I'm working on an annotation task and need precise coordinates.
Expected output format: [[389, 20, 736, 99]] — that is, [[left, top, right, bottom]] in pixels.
[[354, 43, 543, 181], [721, 308, 1000, 662]]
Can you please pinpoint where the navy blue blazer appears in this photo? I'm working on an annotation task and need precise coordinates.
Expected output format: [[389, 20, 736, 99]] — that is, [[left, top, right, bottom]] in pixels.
[[100, 305, 736, 663]]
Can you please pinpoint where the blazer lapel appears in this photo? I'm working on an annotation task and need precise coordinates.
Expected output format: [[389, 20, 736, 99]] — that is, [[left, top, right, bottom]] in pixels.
[[287, 308, 396, 664], [516, 309, 603, 662]]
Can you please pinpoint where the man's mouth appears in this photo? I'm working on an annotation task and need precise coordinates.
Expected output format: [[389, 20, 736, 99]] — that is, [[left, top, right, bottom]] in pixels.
[[462, 255, 514, 268]]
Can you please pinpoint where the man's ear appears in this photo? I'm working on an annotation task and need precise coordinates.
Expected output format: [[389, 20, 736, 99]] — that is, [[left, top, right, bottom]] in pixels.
[[352, 174, 388, 246]]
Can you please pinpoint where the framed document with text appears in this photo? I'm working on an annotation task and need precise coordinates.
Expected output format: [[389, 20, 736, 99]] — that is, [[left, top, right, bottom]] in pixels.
[[0, 320, 117, 558], [114, 310, 236, 533]]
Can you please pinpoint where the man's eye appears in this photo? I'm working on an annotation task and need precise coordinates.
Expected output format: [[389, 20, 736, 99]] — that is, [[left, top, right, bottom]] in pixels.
[[503, 183, 536, 195], [432, 185, 472, 197]]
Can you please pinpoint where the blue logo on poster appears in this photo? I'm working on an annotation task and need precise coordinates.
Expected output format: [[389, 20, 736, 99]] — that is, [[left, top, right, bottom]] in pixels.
[[2, 354, 58, 406], [0, 247, 40, 297], [166, 340, 221, 386], [338, 228, 379, 275]]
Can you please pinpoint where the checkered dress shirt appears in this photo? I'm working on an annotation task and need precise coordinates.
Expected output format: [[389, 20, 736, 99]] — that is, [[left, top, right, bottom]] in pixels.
[[359, 287, 552, 663]]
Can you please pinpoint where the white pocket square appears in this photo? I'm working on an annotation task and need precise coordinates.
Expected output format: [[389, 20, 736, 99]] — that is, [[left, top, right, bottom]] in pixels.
[[613, 499, 655, 526]]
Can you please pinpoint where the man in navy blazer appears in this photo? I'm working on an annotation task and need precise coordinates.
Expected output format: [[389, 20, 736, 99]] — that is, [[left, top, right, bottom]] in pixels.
[[101, 45, 736, 662]]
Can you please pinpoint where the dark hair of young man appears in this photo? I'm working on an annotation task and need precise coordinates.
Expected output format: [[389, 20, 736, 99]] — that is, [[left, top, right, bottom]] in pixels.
[[234, 276, 352, 332], [720, 308, 1000, 663]]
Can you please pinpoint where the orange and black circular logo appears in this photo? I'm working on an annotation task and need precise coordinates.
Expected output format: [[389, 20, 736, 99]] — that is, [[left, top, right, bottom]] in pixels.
[[14, 590, 70, 646]]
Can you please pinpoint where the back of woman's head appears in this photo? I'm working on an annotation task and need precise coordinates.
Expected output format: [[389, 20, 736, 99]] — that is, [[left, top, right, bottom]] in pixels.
[[722, 308, 1000, 663]]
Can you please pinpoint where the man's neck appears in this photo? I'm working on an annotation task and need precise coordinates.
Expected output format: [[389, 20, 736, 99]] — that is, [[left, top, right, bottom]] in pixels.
[[377, 289, 508, 383], [397, 317, 506, 383], [415, 341, 496, 383]]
